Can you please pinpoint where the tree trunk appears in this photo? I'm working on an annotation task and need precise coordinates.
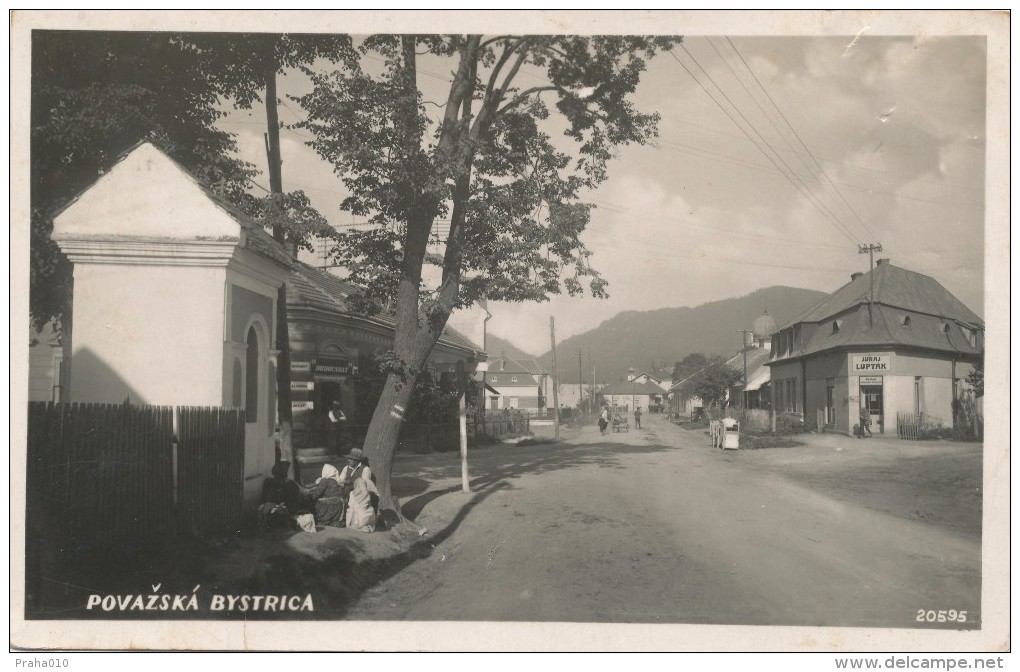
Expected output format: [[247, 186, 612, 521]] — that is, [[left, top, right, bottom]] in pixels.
[[362, 367, 420, 522]]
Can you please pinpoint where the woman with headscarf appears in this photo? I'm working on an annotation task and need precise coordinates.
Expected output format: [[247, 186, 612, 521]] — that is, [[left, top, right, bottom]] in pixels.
[[308, 463, 345, 528]]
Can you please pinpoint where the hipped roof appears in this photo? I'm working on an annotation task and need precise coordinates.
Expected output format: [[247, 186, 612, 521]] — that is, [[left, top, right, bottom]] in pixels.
[[781, 262, 982, 329]]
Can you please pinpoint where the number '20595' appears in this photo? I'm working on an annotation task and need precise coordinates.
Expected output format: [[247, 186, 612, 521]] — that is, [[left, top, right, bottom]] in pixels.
[[917, 609, 967, 623]]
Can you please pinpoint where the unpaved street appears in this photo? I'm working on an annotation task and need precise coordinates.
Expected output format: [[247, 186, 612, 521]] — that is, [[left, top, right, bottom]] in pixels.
[[347, 414, 981, 627]]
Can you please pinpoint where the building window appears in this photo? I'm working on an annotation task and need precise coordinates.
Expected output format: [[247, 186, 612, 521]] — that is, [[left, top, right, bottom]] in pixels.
[[901, 315, 911, 327], [832, 319, 842, 334], [825, 379, 835, 424], [245, 326, 259, 423], [791, 378, 798, 412], [490, 376, 498, 383], [511, 376, 518, 383]]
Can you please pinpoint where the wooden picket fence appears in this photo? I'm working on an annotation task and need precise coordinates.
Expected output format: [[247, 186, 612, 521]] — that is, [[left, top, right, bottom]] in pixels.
[[176, 406, 245, 535], [26, 402, 245, 551], [896, 412, 945, 440]]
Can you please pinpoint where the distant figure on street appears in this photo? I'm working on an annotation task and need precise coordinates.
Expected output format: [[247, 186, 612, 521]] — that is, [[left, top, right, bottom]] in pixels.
[[634, 407, 642, 429], [328, 401, 346, 454], [599, 406, 610, 435], [859, 406, 872, 438]]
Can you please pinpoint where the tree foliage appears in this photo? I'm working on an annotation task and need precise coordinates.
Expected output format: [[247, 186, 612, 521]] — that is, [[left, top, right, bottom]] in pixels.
[[672, 352, 709, 384], [291, 34, 680, 513], [673, 355, 740, 408], [965, 356, 984, 398], [295, 34, 680, 315]]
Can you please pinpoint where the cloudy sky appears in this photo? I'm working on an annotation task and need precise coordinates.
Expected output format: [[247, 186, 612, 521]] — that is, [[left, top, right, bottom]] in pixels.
[[220, 15, 994, 356]]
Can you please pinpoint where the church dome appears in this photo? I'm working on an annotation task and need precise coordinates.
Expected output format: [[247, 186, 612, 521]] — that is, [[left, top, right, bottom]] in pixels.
[[752, 311, 778, 340]]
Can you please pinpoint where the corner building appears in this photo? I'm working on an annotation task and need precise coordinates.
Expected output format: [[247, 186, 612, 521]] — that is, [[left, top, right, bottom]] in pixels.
[[766, 260, 983, 436]]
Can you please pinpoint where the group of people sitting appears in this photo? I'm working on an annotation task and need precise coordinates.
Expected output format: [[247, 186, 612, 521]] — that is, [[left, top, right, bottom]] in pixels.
[[257, 447, 380, 534]]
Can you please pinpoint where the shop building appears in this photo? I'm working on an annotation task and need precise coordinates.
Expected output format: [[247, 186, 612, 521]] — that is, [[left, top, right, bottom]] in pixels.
[[285, 261, 485, 441], [766, 260, 983, 435]]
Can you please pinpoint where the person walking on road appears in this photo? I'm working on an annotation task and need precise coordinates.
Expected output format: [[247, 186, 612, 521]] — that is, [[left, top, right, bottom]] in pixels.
[[634, 407, 642, 429], [859, 405, 872, 438], [599, 405, 610, 435]]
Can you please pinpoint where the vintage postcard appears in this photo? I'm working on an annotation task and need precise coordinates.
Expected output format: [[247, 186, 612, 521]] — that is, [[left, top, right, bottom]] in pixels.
[[9, 10, 1010, 653]]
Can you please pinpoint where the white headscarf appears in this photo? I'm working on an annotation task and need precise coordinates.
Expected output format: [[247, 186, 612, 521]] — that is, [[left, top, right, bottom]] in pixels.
[[317, 463, 342, 485]]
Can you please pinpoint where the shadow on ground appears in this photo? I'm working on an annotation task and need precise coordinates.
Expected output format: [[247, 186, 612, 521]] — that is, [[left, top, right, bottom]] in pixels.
[[24, 435, 678, 621]]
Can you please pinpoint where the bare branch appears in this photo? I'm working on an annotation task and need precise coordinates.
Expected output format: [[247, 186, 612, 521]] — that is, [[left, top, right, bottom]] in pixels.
[[497, 85, 560, 115]]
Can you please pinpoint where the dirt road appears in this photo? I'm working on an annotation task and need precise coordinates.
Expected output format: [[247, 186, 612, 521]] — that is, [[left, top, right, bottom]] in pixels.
[[346, 414, 981, 628]]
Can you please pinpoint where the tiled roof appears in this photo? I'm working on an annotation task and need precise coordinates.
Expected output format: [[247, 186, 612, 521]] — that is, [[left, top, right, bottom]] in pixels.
[[517, 358, 549, 376], [780, 262, 982, 329], [770, 262, 983, 362], [287, 261, 481, 355], [725, 346, 771, 380]]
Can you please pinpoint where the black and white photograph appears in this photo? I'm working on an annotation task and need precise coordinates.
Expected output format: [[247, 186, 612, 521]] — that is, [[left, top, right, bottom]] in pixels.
[[10, 10, 1010, 654]]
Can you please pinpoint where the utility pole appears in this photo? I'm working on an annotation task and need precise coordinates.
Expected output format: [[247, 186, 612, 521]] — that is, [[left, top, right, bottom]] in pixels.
[[578, 348, 584, 414], [738, 329, 752, 409], [549, 317, 560, 439], [859, 243, 883, 329]]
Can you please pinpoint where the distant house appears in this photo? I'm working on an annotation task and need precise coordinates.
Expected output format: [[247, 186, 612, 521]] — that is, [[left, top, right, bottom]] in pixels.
[[630, 372, 672, 392], [600, 378, 665, 413], [767, 260, 983, 435], [485, 353, 544, 412]]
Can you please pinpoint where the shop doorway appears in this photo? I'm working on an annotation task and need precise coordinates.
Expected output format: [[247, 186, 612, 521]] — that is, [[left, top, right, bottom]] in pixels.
[[860, 384, 884, 434]]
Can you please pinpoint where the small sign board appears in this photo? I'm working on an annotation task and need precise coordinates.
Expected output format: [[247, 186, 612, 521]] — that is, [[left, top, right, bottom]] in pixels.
[[291, 361, 312, 373], [291, 381, 315, 391], [859, 376, 884, 385], [291, 401, 315, 411], [852, 354, 890, 372], [315, 357, 355, 376]]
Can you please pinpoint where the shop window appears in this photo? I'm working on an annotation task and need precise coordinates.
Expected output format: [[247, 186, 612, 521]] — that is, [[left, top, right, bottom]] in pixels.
[[246, 326, 259, 423]]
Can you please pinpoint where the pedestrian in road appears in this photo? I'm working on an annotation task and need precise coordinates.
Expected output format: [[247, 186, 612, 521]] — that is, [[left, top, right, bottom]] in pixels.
[[599, 405, 610, 435], [634, 406, 642, 429], [328, 400, 346, 454], [859, 405, 872, 438]]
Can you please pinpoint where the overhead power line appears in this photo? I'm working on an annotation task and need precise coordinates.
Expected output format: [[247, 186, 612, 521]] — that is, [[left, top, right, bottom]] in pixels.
[[670, 44, 862, 245]]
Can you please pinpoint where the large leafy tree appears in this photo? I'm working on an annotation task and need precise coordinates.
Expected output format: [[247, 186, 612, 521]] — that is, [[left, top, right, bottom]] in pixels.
[[30, 31, 257, 332], [295, 34, 680, 517]]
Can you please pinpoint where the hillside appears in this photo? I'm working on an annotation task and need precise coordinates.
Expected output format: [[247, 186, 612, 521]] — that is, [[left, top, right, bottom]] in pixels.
[[484, 333, 540, 364], [536, 286, 828, 385]]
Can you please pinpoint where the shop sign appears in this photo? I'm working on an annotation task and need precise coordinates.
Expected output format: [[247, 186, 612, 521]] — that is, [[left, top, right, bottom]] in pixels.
[[852, 354, 890, 372], [314, 356, 356, 376], [291, 401, 315, 411], [291, 381, 315, 391], [291, 361, 312, 373], [859, 376, 883, 385]]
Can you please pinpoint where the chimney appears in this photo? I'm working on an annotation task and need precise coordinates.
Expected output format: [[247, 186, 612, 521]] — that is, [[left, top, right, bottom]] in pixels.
[[876, 258, 889, 266], [851, 272, 863, 281]]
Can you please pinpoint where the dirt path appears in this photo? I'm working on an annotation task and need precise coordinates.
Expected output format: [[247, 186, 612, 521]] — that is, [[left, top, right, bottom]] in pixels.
[[346, 415, 981, 627]]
